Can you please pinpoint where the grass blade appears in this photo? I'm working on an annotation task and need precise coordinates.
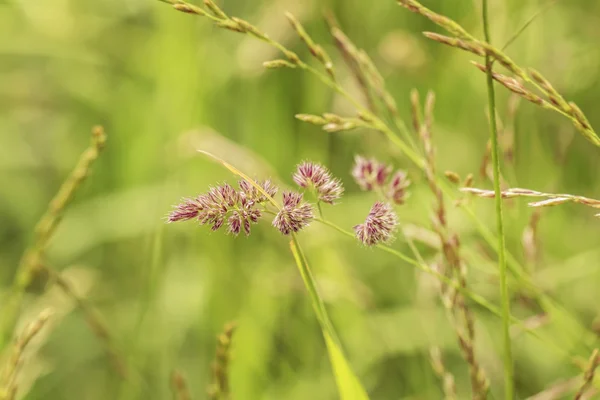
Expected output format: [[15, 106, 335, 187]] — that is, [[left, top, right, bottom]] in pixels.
[[482, 1, 514, 398]]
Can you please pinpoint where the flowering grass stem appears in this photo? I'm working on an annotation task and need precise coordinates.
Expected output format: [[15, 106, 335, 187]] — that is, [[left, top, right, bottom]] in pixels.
[[482, 1, 513, 397]]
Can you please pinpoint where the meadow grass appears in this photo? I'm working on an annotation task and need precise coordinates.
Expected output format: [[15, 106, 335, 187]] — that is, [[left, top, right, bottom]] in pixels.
[[1, 0, 600, 399]]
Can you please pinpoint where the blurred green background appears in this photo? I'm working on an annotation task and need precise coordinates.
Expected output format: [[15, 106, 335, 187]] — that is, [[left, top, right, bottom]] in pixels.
[[1, 0, 600, 398]]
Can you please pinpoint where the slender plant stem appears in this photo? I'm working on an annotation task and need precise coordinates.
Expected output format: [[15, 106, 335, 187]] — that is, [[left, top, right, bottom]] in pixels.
[[482, 1, 513, 398]]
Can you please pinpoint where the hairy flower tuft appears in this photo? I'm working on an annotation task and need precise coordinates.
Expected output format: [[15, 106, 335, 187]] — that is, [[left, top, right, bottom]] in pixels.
[[387, 171, 411, 205], [293, 161, 344, 204], [239, 179, 278, 204], [351, 156, 392, 191], [226, 197, 262, 236], [352, 155, 410, 204], [272, 191, 314, 235], [167, 180, 278, 236], [354, 202, 398, 246], [167, 198, 202, 223]]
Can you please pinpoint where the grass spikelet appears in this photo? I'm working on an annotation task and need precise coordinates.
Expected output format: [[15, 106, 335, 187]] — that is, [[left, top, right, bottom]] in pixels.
[[295, 113, 365, 132], [429, 347, 457, 400], [203, 0, 227, 19], [173, 2, 206, 16], [295, 114, 327, 125], [574, 349, 599, 400], [171, 370, 192, 400], [263, 59, 296, 69], [462, 187, 600, 216], [207, 322, 236, 400], [396, 0, 473, 40], [409, 88, 422, 133], [423, 32, 485, 56], [528, 68, 571, 112], [0, 126, 107, 349], [216, 19, 245, 33], [0, 309, 53, 400], [462, 173, 474, 188], [569, 102, 593, 131], [285, 12, 335, 79], [471, 62, 545, 105], [444, 171, 461, 185], [231, 17, 267, 39]]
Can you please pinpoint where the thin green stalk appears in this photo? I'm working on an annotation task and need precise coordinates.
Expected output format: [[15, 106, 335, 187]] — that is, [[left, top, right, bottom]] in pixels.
[[482, 1, 513, 398]]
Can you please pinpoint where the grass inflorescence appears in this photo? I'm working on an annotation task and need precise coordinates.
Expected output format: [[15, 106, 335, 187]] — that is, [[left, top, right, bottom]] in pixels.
[[397, 0, 600, 147], [3, 1, 599, 399], [157, 1, 600, 398]]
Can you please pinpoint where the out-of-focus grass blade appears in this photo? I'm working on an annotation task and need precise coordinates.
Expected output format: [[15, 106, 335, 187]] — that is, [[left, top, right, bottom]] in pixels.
[[323, 330, 370, 400], [198, 149, 370, 399]]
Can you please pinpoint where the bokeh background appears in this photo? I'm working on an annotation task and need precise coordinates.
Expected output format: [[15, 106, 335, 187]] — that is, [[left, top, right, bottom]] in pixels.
[[1, 0, 600, 398]]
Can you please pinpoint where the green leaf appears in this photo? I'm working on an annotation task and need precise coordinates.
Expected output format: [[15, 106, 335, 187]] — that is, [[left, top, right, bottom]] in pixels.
[[324, 332, 370, 400]]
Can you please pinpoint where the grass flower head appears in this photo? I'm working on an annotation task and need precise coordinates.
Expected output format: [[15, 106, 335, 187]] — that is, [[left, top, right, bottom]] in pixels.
[[354, 201, 398, 246], [293, 161, 344, 204], [272, 191, 314, 235]]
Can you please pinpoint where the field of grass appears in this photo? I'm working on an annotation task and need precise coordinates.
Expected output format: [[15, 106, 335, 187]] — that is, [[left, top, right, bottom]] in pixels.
[[1, 0, 600, 399]]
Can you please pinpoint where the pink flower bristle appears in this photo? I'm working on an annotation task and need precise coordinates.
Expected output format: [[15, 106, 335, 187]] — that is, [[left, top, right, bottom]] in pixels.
[[273, 191, 314, 235], [293, 161, 344, 204], [167, 180, 276, 237], [352, 155, 410, 205], [354, 201, 398, 246]]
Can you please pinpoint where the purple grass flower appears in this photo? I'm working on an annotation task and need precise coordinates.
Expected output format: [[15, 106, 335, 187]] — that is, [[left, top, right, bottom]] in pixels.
[[293, 161, 344, 204], [167, 198, 202, 223], [352, 155, 410, 205], [351, 156, 392, 191], [239, 179, 278, 204], [227, 198, 262, 236], [196, 183, 239, 231], [168, 180, 277, 236], [272, 191, 314, 235], [354, 201, 398, 246], [386, 171, 411, 205]]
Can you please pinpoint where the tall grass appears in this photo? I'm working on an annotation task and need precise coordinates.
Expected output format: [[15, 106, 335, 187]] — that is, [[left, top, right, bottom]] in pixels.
[[1, 0, 600, 399], [481, 1, 513, 398]]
